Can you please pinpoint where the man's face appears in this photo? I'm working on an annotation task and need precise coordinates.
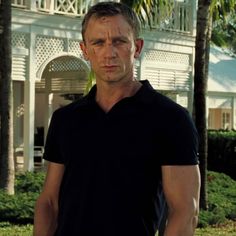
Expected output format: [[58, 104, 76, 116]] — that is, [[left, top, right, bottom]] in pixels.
[[80, 15, 143, 83]]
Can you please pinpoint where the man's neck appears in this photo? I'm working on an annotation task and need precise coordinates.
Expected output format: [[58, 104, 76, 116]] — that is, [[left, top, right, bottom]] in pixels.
[[95, 80, 142, 113]]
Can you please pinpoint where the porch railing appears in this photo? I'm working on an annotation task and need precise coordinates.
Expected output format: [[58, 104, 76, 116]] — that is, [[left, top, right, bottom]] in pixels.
[[11, 0, 194, 33], [11, 0, 91, 16], [162, 0, 193, 33]]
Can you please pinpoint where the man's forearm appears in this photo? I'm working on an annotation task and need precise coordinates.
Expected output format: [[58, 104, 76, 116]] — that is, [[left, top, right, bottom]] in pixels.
[[164, 210, 198, 236], [33, 197, 58, 236]]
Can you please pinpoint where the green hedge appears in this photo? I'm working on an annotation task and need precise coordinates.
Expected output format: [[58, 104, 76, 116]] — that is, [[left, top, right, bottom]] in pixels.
[[0, 170, 236, 228], [198, 171, 236, 227], [0, 171, 45, 224], [208, 130, 236, 180]]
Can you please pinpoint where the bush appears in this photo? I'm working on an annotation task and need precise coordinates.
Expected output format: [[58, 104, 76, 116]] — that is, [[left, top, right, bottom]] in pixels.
[[0, 170, 236, 228], [15, 171, 45, 193], [198, 171, 236, 227], [0, 171, 45, 224], [208, 130, 236, 180]]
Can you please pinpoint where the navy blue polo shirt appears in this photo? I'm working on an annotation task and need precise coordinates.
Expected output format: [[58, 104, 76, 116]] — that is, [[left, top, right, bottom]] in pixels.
[[44, 80, 199, 236]]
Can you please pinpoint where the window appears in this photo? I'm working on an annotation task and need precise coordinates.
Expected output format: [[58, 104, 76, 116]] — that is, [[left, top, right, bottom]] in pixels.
[[222, 111, 231, 130]]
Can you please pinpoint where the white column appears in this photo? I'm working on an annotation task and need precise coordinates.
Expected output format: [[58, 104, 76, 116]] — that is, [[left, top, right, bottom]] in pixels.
[[44, 90, 54, 144], [232, 96, 236, 130], [138, 51, 144, 81], [23, 30, 36, 171], [191, 0, 197, 36], [188, 50, 195, 114], [175, 93, 179, 104], [206, 95, 209, 129], [23, 80, 35, 171], [43, 74, 54, 144]]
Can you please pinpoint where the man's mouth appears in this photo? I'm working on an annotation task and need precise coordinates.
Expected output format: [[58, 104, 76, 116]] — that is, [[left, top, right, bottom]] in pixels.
[[102, 65, 118, 70]]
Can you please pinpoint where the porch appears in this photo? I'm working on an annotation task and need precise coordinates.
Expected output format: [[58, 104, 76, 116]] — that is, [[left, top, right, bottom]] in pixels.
[[12, 0, 196, 35]]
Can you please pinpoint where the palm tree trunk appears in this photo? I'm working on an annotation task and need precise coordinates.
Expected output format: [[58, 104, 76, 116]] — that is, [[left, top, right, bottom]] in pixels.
[[193, 0, 211, 210], [0, 0, 15, 195]]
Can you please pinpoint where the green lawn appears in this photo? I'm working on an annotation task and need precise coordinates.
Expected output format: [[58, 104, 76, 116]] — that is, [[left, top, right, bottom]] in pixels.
[[0, 223, 32, 236], [0, 222, 236, 236], [195, 220, 236, 236]]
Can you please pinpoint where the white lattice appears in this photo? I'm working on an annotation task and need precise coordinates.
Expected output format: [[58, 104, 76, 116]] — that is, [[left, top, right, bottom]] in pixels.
[[144, 49, 189, 65], [35, 36, 66, 70], [36, 56, 88, 93], [48, 57, 86, 72], [68, 40, 83, 57], [16, 104, 25, 117], [55, 0, 77, 15], [12, 32, 29, 49]]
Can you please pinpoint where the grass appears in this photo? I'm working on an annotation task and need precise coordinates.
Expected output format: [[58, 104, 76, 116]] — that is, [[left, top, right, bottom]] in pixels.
[[0, 222, 235, 236], [0, 222, 32, 236], [195, 220, 236, 235]]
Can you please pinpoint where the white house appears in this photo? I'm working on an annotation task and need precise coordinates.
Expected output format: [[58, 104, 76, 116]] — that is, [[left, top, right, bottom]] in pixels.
[[208, 46, 236, 130], [11, 0, 198, 171]]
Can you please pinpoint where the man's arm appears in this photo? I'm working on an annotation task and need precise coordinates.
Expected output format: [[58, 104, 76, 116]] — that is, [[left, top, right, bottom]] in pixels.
[[33, 162, 65, 236], [162, 165, 201, 236]]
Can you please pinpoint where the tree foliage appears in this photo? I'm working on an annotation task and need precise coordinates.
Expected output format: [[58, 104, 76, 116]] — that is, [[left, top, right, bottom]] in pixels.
[[212, 13, 236, 53], [129, 0, 174, 28]]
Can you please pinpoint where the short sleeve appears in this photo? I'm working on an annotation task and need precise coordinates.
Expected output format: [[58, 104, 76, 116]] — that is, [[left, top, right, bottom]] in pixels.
[[43, 110, 65, 164], [160, 106, 199, 166]]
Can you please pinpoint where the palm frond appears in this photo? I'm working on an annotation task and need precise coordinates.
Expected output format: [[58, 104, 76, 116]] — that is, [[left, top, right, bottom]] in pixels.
[[125, 0, 174, 29], [211, 0, 236, 21], [83, 70, 96, 96]]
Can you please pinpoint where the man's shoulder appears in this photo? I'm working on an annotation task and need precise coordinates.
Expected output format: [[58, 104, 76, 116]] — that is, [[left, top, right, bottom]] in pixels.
[[140, 80, 186, 112], [52, 95, 90, 118]]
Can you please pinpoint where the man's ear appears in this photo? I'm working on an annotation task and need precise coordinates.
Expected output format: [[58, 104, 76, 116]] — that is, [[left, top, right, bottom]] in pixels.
[[80, 41, 89, 60], [134, 38, 144, 58]]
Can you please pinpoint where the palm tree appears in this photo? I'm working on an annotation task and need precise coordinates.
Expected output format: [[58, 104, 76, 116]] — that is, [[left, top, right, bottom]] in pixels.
[[193, 0, 211, 211], [0, 0, 15, 195], [211, 11, 236, 53], [194, 0, 236, 210], [122, 0, 174, 29]]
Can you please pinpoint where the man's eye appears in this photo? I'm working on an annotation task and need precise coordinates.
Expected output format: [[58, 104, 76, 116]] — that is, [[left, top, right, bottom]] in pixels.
[[113, 39, 126, 45], [92, 40, 104, 46]]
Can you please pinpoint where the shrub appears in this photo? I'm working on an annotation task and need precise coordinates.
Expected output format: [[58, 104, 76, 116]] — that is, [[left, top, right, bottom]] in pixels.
[[0, 191, 38, 224], [208, 130, 236, 180], [198, 171, 236, 227], [0, 170, 236, 227], [15, 171, 45, 193], [0, 171, 45, 224]]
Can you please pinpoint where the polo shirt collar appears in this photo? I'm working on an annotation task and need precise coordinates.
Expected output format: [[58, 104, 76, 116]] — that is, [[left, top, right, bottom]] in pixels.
[[75, 79, 155, 109]]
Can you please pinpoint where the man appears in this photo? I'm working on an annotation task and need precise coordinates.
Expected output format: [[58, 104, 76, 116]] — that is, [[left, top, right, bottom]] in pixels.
[[34, 2, 200, 236]]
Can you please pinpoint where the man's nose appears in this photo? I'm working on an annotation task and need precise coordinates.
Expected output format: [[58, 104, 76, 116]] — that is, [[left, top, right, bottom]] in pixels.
[[103, 43, 116, 58]]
